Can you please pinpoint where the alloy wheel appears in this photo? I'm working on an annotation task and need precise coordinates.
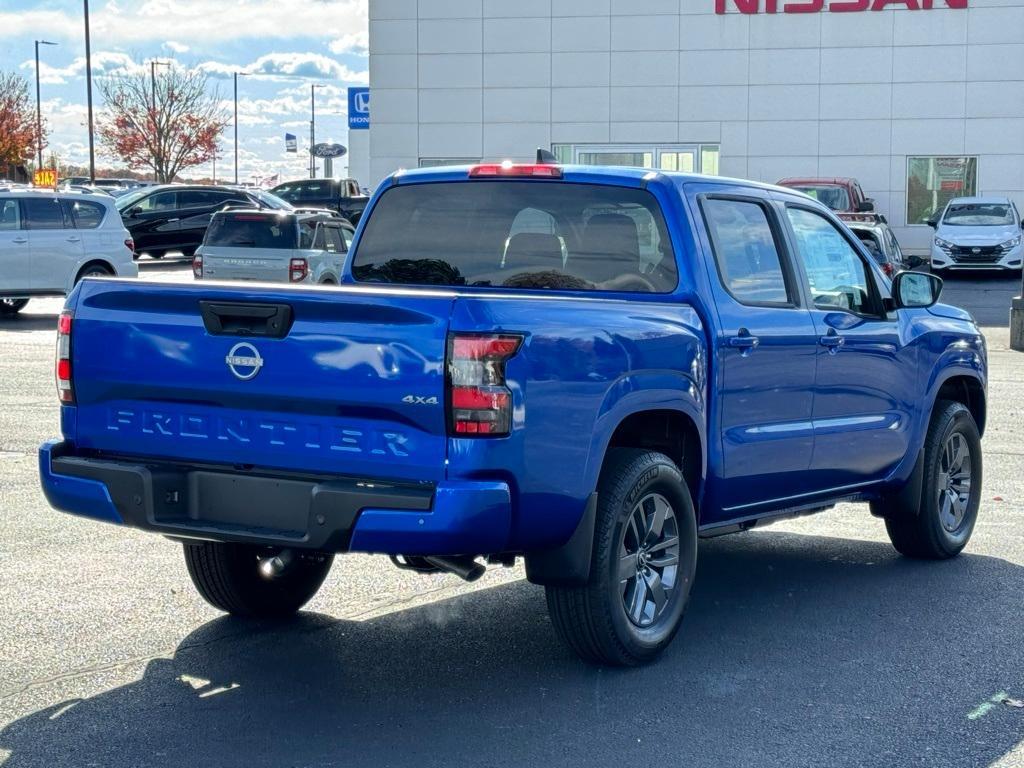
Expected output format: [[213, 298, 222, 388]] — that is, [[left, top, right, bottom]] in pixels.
[[937, 432, 972, 533], [617, 493, 681, 628]]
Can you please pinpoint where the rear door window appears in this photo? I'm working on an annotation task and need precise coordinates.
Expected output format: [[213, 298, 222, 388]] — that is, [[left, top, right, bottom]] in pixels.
[[61, 199, 106, 229], [22, 197, 68, 230], [352, 181, 678, 293], [204, 214, 296, 248], [701, 197, 792, 306], [0, 199, 22, 231]]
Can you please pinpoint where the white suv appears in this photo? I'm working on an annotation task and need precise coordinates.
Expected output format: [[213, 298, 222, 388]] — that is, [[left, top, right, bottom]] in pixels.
[[0, 191, 137, 316], [929, 196, 1024, 273]]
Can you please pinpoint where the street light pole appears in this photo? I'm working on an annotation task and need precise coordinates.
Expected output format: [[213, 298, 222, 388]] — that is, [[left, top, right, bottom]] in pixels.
[[310, 84, 324, 179], [149, 60, 170, 182], [34, 39, 57, 172], [233, 72, 249, 185], [150, 60, 170, 110], [83, 0, 95, 181]]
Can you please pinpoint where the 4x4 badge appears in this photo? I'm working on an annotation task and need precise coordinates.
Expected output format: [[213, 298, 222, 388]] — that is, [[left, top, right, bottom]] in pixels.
[[226, 342, 264, 381]]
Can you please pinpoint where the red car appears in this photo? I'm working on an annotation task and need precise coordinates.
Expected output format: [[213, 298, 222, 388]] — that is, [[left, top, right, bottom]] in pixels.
[[777, 177, 875, 214]]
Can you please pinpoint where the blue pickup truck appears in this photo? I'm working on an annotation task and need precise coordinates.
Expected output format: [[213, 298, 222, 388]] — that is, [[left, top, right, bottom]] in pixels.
[[40, 161, 987, 666]]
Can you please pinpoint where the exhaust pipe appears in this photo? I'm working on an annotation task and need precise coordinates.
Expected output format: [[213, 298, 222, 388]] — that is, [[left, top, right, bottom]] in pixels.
[[259, 549, 294, 579], [422, 555, 486, 582]]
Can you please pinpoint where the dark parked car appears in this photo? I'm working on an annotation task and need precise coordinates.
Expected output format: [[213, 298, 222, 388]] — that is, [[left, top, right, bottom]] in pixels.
[[115, 185, 292, 259], [269, 178, 368, 225]]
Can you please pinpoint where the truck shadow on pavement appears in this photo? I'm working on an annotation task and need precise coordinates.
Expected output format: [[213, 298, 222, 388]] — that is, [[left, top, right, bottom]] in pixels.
[[0, 314, 59, 333], [2, 530, 1022, 767]]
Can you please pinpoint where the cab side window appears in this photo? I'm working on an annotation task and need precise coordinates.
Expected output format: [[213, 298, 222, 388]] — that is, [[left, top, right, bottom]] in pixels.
[[786, 207, 876, 316], [0, 200, 22, 231], [702, 197, 792, 306], [22, 197, 67, 230], [324, 226, 346, 253]]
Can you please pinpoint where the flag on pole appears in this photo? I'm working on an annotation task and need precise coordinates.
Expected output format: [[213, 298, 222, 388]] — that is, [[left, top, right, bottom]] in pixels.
[[285, 134, 297, 153]]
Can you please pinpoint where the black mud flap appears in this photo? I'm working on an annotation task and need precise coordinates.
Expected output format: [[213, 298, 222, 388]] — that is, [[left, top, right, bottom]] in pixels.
[[524, 493, 598, 587]]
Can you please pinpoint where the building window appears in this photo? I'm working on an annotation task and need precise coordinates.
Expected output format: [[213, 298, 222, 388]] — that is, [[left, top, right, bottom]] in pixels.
[[419, 158, 481, 168], [907, 156, 978, 226], [553, 144, 721, 175]]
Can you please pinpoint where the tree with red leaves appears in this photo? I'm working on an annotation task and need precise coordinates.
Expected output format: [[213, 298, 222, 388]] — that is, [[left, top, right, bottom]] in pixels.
[[97, 66, 226, 183], [0, 71, 43, 171]]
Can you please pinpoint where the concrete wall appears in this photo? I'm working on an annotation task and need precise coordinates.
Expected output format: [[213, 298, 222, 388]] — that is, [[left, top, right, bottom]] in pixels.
[[368, 0, 1024, 252]]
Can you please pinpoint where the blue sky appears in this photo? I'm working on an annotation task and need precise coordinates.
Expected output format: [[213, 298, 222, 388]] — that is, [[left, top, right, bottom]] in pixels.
[[0, 0, 369, 181]]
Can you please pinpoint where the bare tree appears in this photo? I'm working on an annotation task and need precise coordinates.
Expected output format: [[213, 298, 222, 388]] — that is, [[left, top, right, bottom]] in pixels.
[[97, 66, 227, 183]]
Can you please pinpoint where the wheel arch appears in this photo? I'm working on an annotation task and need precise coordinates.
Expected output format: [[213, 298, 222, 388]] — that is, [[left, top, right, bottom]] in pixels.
[[71, 259, 115, 288], [604, 408, 705, 509], [930, 372, 986, 437]]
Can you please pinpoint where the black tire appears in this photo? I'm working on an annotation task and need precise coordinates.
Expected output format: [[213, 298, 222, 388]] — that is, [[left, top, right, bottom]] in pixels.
[[883, 400, 982, 559], [0, 299, 29, 316], [546, 449, 698, 666], [75, 264, 113, 283], [183, 542, 333, 618], [147, 251, 165, 260]]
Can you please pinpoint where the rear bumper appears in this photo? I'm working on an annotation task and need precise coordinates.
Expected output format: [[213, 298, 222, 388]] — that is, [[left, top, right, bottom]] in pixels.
[[39, 440, 511, 555]]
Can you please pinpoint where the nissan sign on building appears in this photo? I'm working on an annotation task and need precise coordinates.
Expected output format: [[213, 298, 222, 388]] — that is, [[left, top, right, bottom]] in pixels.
[[364, 0, 1019, 253]]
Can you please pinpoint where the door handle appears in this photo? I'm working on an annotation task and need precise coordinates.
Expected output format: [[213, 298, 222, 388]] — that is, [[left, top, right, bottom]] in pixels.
[[66, 236, 81, 243], [167, 218, 179, 223], [727, 331, 760, 354], [819, 332, 846, 352], [12, 237, 27, 244]]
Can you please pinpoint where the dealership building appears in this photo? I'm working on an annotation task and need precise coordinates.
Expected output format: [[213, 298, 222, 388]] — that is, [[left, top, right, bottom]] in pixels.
[[354, 0, 1024, 252]]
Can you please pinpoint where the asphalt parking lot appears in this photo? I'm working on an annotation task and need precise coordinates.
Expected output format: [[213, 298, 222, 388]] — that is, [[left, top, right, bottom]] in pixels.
[[0, 264, 1022, 767]]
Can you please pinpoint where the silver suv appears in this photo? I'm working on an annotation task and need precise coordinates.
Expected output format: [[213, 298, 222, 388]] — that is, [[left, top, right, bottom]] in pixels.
[[193, 210, 354, 284], [0, 190, 137, 316]]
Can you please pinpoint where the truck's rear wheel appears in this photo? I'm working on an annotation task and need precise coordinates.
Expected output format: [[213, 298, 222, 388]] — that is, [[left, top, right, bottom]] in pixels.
[[545, 449, 697, 666], [883, 400, 982, 559], [183, 542, 333, 618]]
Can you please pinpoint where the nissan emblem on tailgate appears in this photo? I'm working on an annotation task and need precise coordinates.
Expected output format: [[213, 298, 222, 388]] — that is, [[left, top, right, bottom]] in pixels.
[[225, 342, 264, 381]]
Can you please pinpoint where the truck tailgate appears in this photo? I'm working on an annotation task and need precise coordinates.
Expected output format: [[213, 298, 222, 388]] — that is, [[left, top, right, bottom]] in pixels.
[[199, 246, 291, 282], [68, 280, 453, 483]]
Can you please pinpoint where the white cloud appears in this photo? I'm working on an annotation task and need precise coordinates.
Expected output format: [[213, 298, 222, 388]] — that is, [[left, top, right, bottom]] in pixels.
[[198, 53, 367, 84], [165, 41, 190, 53], [0, 0, 369, 48], [328, 30, 368, 57], [21, 51, 148, 85]]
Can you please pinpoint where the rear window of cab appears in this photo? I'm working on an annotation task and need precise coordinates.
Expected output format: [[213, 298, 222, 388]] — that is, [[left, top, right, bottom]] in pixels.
[[351, 181, 678, 293], [204, 213, 296, 249]]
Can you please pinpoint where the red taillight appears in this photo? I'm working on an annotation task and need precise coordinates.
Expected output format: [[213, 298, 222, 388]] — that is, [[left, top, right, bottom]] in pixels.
[[192, 254, 203, 279], [55, 310, 74, 404], [469, 163, 562, 179], [124, 237, 135, 254], [447, 333, 522, 437], [289, 257, 308, 282]]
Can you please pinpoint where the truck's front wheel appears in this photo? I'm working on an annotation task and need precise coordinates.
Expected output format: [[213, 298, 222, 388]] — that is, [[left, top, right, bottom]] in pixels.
[[183, 543, 333, 618], [546, 449, 698, 666], [883, 400, 982, 559]]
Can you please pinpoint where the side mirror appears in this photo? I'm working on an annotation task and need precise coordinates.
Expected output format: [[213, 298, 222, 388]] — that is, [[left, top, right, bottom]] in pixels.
[[857, 200, 875, 213], [126, 207, 140, 218], [893, 270, 942, 309], [926, 216, 938, 229]]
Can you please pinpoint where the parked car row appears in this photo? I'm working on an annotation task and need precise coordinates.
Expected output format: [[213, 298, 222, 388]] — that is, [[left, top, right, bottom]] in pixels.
[[3, 166, 1020, 319]]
